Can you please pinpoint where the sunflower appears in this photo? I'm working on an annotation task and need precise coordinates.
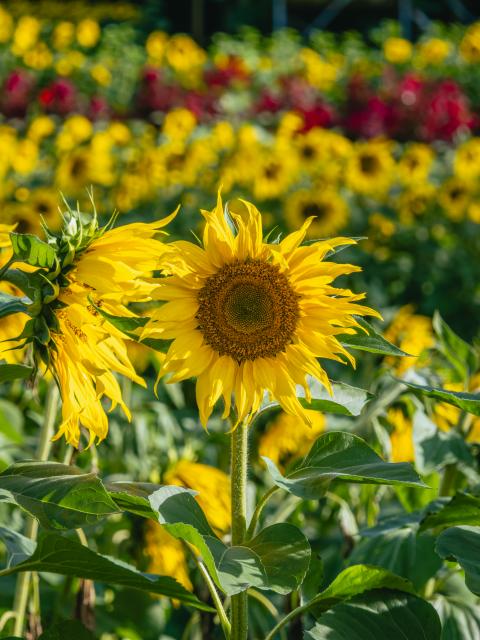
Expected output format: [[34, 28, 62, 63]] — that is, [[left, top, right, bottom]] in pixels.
[[284, 188, 349, 238], [294, 129, 352, 181], [387, 408, 414, 463], [439, 178, 471, 222], [397, 144, 434, 185], [0, 224, 28, 364], [259, 410, 325, 469], [47, 211, 177, 447], [346, 140, 394, 196], [383, 305, 434, 374], [253, 146, 298, 200], [396, 184, 435, 225], [144, 522, 193, 593], [56, 149, 92, 195], [144, 192, 379, 427], [453, 138, 480, 183]]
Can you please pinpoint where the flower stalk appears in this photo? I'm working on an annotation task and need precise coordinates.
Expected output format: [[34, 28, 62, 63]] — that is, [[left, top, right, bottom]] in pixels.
[[12, 384, 59, 636], [230, 418, 249, 640]]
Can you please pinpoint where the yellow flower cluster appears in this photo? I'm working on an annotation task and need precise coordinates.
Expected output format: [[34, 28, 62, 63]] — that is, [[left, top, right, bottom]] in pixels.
[[3, 116, 480, 243]]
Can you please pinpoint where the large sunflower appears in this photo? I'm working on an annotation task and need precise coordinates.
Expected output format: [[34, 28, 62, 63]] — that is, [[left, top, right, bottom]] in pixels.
[[144, 193, 379, 427]]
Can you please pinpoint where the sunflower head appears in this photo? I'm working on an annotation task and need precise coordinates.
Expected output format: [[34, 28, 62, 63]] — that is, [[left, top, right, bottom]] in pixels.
[[145, 192, 379, 428]]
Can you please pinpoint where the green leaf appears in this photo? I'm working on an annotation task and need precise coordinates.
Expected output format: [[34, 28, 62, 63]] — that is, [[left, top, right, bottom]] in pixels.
[[433, 311, 478, 380], [0, 461, 120, 530], [88, 297, 149, 335], [436, 526, 480, 596], [39, 620, 95, 640], [0, 399, 24, 444], [338, 317, 410, 357], [413, 410, 474, 474], [433, 577, 480, 640], [10, 233, 56, 268], [0, 364, 34, 384], [0, 532, 209, 609], [305, 589, 441, 640], [246, 524, 311, 595], [398, 379, 480, 416], [0, 526, 36, 568], [0, 291, 30, 319], [262, 431, 425, 500], [349, 515, 442, 590], [420, 493, 480, 532], [307, 565, 414, 617], [107, 481, 160, 519], [259, 380, 371, 418], [149, 487, 310, 596]]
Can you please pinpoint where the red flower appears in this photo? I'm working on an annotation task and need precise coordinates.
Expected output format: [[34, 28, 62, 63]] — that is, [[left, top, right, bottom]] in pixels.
[[421, 80, 474, 142], [1, 69, 35, 118], [39, 78, 77, 115]]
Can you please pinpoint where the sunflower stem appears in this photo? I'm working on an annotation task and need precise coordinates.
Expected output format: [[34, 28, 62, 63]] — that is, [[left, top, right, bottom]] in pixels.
[[230, 418, 249, 640], [12, 384, 59, 637]]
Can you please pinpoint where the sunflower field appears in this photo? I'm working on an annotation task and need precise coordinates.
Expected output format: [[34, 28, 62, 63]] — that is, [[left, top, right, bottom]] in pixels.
[[1, 3, 480, 640]]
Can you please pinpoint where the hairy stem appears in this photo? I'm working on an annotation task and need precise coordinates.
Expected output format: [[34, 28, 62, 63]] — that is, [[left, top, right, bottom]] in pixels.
[[230, 419, 249, 640], [12, 384, 59, 637]]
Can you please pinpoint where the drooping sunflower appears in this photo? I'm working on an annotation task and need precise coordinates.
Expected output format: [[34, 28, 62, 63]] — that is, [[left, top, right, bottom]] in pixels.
[[144, 193, 379, 427], [49, 214, 177, 447], [284, 188, 349, 238]]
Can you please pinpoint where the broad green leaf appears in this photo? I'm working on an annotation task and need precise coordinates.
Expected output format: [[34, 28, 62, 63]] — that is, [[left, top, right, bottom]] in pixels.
[[349, 516, 442, 590], [0, 526, 36, 568], [420, 493, 480, 532], [107, 481, 160, 519], [10, 232, 56, 268], [0, 532, 209, 609], [433, 576, 480, 640], [262, 431, 425, 500], [399, 379, 480, 416], [436, 526, 480, 596], [149, 487, 311, 596], [39, 620, 95, 640], [0, 291, 30, 319], [259, 380, 371, 419], [305, 589, 441, 640], [338, 317, 410, 357], [433, 311, 478, 380], [247, 524, 311, 595], [0, 461, 120, 530], [0, 364, 34, 384], [307, 565, 413, 617], [149, 485, 223, 588], [88, 298, 149, 335], [413, 410, 474, 474]]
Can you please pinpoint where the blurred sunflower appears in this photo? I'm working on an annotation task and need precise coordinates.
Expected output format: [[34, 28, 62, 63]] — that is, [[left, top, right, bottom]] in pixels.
[[144, 192, 379, 427], [396, 184, 435, 225], [346, 141, 394, 196], [0, 224, 28, 364], [253, 147, 297, 200], [439, 178, 471, 222], [433, 375, 480, 442], [284, 188, 349, 238], [56, 149, 92, 194], [144, 522, 192, 592], [259, 410, 325, 469], [384, 305, 434, 374], [388, 408, 414, 463], [397, 144, 434, 185], [454, 138, 480, 183]]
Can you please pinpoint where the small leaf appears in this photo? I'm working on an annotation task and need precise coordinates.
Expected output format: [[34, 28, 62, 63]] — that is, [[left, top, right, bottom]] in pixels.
[[0, 364, 34, 384], [0, 291, 30, 319], [88, 297, 149, 334], [10, 233, 56, 268], [308, 565, 414, 617], [338, 317, 410, 357], [420, 493, 480, 532], [433, 311, 478, 380], [436, 526, 480, 596], [0, 461, 120, 530], [413, 409, 474, 474], [305, 589, 441, 640], [398, 379, 480, 416], [107, 481, 160, 519], [262, 432, 425, 500], [259, 380, 371, 418], [0, 532, 209, 609]]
